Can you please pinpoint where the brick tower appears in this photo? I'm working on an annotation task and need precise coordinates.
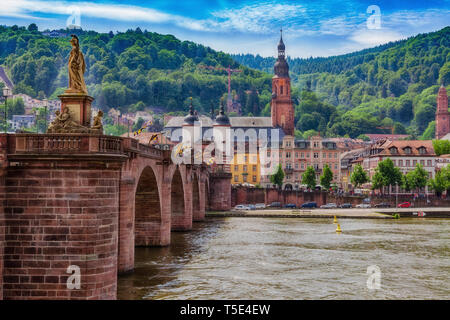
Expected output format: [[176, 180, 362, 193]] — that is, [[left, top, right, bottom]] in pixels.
[[435, 85, 449, 139], [271, 29, 294, 136]]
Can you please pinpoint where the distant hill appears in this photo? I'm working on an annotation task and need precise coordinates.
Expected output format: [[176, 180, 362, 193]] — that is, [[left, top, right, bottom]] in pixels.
[[233, 26, 450, 138], [0, 24, 272, 117]]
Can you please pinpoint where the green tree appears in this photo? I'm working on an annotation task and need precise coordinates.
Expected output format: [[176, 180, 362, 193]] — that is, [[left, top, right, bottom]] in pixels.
[[350, 164, 369, 188], [270, 164, 285, 189], [372, 158, 403, 194], [302, 166, 316, 190], [428, 165, 450, 196], [320, 164, 333, 190], [432, 140, 450, 156], [405, 164, 429, 193]]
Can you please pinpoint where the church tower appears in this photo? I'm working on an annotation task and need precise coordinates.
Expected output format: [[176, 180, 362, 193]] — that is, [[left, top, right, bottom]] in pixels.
[[271, 29, 294, 136], [435, 85, 449, 139]]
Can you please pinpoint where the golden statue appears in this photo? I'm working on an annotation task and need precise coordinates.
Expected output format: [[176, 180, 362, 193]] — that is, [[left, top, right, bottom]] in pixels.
[[66, 34, 87, 94]]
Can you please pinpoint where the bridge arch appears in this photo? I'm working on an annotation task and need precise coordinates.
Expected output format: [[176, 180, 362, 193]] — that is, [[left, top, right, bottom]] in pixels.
[[170, 165, 193, 231], [134, 166, 162, 246]]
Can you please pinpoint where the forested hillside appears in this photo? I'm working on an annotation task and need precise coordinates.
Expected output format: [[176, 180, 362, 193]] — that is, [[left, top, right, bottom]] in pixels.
[[0, 24, 272, 116], [234, 26, 450, 139], [1, 24, 449, 139]]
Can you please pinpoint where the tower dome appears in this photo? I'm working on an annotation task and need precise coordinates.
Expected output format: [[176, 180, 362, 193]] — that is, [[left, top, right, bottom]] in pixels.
[[214, 104, 230, 126], [183, 98, 198, 126]]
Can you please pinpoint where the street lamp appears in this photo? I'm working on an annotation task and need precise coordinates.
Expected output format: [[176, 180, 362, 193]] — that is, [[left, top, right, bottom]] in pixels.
[[43, 98, 48, 133], [2, 87, 12, 133]]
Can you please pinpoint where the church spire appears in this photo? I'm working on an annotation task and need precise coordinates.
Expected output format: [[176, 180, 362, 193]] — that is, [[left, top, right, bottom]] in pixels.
[[274, 28, 289, 78]]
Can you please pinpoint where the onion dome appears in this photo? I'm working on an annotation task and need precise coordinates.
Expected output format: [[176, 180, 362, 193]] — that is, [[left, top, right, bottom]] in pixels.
[[214, 104, 230, 126], [183, 98, 198, 126]]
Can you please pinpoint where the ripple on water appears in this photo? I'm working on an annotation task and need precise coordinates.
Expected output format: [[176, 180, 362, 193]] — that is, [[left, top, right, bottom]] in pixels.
[[117, 218, 450, 300]]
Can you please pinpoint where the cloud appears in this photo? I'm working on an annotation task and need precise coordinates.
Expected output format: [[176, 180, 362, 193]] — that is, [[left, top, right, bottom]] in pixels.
[[0, 0, 212, 31], [349, 28, 404, 46], [210, 3, 307, 34]]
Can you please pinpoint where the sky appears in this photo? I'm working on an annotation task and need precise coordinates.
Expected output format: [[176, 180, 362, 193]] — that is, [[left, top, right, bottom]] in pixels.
[[0, 0, 449, 58]]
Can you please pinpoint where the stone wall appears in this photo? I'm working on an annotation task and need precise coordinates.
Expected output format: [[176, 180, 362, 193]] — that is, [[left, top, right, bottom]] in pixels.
[[231, 187, 326, 207], [2, 159, 122, 299], [231, 186, 450, 208], [0, 134, 8, 300]]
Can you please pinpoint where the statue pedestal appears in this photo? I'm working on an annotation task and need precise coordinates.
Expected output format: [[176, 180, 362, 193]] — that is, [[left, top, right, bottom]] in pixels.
[[58, 93, 94, 127]]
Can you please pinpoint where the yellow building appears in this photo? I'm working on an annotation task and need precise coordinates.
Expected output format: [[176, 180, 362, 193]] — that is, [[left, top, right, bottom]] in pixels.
[[231, 153, 261, 185]]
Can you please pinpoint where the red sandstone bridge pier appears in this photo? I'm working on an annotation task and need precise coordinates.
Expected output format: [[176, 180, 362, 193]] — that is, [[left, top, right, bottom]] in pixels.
[[0, 133, 231, 299]]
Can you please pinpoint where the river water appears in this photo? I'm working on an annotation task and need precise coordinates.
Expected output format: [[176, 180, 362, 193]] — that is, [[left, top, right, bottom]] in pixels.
[[117, 217, 449, 300]]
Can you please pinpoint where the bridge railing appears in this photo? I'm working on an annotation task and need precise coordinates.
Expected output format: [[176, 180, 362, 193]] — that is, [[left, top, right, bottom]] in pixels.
[[9, 134, 125, 154]]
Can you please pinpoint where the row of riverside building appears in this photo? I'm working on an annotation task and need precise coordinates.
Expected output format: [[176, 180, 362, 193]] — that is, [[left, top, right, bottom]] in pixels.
[[163, 32, 450, 193]]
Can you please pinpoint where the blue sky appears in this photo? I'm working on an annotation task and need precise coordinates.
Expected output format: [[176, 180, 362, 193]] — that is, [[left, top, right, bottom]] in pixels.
[[0, 0, 449, 57]]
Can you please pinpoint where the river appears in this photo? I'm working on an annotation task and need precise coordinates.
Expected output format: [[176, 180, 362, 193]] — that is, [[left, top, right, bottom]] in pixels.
[[117, 217, 449, 300]]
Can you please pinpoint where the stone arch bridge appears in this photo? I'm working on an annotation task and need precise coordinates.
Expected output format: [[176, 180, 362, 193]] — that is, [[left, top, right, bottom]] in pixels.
[[0, 133, 231, 300]]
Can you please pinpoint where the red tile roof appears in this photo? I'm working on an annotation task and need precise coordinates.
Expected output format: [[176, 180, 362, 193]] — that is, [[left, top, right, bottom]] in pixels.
[[377, 140, 435, 156]]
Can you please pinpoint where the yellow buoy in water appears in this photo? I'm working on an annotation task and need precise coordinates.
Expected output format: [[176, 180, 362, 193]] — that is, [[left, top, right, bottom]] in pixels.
[[336, 223, 342, 233], [333, 216, 338, 224]]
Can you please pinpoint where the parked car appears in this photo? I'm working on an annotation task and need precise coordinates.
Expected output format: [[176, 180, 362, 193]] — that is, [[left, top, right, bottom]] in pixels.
[[339, 203, 353, 208], [284, 203, 297, 208], [356, 203, 371, 208], [246, 204, 256, 210], [268, 202, 282, 208], [234, 205, 247, 211], [320, 203, 337, 209], [301, 202, 317, 208], [255, 203, 266, 209], [398, 202, 411, 208], [363, 198, 371, 204], [374, 202, 391, 208]]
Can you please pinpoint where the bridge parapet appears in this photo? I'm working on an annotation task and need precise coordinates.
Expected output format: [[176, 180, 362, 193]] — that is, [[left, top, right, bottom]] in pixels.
[[8, 134, 124, 155]]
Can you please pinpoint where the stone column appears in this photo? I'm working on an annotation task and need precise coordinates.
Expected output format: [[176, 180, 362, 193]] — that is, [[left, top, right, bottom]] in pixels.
[[209, 172, 232, 211]]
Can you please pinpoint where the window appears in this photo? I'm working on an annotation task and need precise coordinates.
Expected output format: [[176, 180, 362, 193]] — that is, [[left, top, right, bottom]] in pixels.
[[413, 160, 417, 166], [404, 147, 412, 155], [243, 165, 247, 172], [334, 153, 338, 159], [234, 165, 238, 171], [390, 147, 398, 154], [243, 175, 247, 182], [280, 85, 284, 95], [334, 164, 338, 170], [406, 160, 410, 167], [286, 152, 291, 158], [301, 163, 304, 169], [420, 160, 425, 165], [427, 160, 432, 166], [301, 152, 304, 158], [398, 160, 403, 167], [267, 151, 271, 157], [314, 153, 319, 159], [234, 175, 238, 182], [295, 163, 299, 169], [328, 153, 332, 158], [392, 160, 396, 166], [295, 152, 298, 158], [418, 147, 426, 155], [252, 175, 257, 182], [253, 165, 257, 172], [307, 153, 310, 158], [244, 156, 248, 162]]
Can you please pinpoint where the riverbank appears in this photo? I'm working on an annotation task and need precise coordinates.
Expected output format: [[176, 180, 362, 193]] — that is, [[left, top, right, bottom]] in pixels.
[[206, 207, 450, 219]]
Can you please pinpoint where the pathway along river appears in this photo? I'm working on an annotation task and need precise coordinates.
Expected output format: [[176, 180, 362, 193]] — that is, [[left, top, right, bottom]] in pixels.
[[117, 217, 449, 300]]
